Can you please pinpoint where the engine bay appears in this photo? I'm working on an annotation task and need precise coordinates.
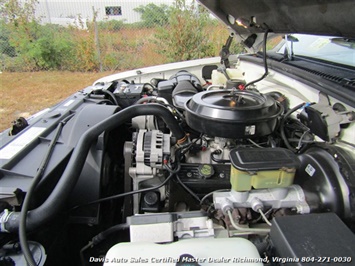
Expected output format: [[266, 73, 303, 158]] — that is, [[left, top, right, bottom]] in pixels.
[[0, 54, 355, 265]]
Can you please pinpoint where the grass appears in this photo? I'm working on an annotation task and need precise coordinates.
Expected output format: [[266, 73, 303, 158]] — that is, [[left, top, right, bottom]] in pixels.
[[0, 24, 232, 132], [0, 71, 111, 132]]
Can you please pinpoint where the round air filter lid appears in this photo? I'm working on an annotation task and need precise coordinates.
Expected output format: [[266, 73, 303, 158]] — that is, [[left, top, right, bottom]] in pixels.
[[185, 89, 283, 138]]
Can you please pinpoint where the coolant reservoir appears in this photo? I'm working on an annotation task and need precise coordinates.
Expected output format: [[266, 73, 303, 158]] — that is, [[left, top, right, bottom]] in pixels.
[[104, 238, 263, 265], [211, 68, 244, 86]]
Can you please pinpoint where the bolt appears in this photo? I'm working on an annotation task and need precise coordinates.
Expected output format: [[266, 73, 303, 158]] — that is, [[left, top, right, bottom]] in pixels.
[[219, 173, 225, 179]]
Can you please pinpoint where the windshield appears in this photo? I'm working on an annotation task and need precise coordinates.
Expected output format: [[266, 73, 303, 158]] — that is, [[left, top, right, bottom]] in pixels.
[[276, 34, 355, 67]]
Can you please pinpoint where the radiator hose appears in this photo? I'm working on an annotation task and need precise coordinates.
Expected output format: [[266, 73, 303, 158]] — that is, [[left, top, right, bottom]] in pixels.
[[0, 104, 187, 233]]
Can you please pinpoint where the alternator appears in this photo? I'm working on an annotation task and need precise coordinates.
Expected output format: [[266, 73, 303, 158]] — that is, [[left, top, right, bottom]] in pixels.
[[130, 129, 170, 177]]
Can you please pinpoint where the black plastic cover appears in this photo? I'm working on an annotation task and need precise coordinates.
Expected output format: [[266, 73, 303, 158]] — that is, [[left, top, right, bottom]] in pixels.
[[230, 147, 299, 171], [270, 213, 355, 265], [158, 70, 202, 105], [157, 79, 175, 104], [185, 90, 283, 138], [172, 80, 198, 110], [301, 106, 329, 141], [113, 83, 145, 108], [178, 163, 231, 194], [202, 65, 218, 80]]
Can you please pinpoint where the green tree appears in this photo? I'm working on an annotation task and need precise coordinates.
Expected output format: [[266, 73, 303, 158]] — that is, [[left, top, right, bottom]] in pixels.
[[28, 24, 73, 70], [154, 0, 215, 62], [0, 19, 16, 57], [134, 3, 170, 27], [0, 0, 38, 24], [0, 0, 76, 71], [96, 20, 125, 31]]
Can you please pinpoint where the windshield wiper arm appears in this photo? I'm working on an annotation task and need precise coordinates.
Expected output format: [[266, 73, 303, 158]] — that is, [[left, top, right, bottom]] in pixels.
[[283, 35, 299, 61]]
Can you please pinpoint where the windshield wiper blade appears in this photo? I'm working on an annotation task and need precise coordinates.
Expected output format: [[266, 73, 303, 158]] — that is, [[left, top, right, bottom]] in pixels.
[[331, 38, 355, 49]]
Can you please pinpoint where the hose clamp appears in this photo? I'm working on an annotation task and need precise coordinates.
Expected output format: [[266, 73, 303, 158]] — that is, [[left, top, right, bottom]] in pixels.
[[0, 209, 12, 233]]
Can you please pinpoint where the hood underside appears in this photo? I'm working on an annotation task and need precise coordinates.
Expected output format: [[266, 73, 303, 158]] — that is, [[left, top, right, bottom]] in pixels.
[[199, 0, 355, 38]]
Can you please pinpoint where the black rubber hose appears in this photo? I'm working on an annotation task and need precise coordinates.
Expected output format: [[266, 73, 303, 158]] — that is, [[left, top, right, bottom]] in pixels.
[[280, 102, 306, 152], [101, 90, 119, 106], [80, 223, 129, 265], [71, 171, 174, 209], [135, 96, 168, 104], [91, 223, 129, 245], [244, 29, 270, 89], [210, 150, 229, 163], [4, 104, 186, 233], [175, 174, 200, 202], [20, 114, 74, 266]]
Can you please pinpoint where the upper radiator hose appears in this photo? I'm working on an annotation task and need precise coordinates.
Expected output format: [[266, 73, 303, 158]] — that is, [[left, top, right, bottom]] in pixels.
[[0, 104, 187, 233]]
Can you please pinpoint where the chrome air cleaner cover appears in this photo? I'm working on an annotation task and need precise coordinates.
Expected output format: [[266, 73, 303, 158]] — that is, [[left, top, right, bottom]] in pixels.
[[185, 89, 283, 138]]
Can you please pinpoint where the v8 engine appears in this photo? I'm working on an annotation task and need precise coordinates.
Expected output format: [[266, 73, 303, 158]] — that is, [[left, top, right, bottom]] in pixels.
[[0, 65, 354, 266]]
